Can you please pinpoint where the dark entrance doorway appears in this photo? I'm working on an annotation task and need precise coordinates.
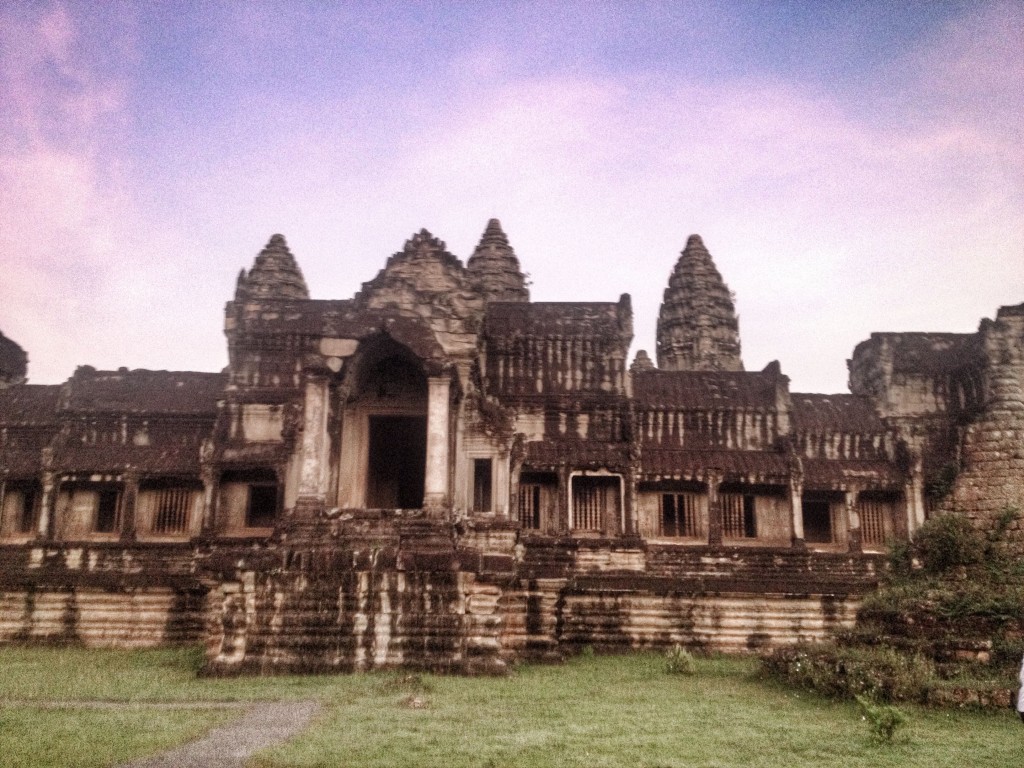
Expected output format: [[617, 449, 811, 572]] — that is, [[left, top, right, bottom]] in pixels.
[[366, 415, 427, 508]]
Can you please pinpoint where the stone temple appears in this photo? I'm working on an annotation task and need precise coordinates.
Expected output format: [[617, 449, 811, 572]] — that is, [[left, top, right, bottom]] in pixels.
[[0, 222, 1021, 673]]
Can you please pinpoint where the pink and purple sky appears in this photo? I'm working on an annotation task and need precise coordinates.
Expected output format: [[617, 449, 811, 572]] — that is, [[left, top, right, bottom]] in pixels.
[[2, 1, 1021, 393]]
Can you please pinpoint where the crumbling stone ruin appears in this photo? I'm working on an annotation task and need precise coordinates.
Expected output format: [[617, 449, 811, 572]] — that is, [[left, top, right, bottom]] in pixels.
[[1, 222, 1021, 673]]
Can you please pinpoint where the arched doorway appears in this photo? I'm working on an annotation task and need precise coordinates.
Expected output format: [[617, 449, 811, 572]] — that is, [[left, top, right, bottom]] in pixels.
[[340, 337, 428, 509]]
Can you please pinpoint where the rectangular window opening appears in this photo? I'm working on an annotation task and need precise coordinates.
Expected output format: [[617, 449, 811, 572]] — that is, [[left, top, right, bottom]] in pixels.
[[152, 487, 193, 535], [518, 472, 555, 530], [661, 492, 699, 538], [858, 493, 895, 546], [571, 476, 620, 532], [472, 458, 493, 513], [722, 493, 757, 539], [802, 499, 833, 543], [17, 489, 37, 534], [246, 484, 278, 528], [95, 489, 121, 533]]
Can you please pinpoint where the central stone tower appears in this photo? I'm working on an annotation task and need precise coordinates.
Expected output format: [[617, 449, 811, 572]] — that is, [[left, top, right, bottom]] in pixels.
[[656, 234, 743, 372]]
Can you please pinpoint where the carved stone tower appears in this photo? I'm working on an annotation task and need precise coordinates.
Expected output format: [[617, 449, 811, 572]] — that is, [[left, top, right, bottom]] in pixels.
[[656, 234, 743, 372], [236, 234, 310, 301], [466, 219, 530, 303]]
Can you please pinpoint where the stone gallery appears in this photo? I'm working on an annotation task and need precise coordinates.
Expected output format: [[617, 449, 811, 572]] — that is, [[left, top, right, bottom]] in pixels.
[[1, 222, 1021, 673]]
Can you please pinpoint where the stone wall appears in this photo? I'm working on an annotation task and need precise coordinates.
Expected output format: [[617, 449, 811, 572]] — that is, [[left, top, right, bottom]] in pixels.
[[0, 543, 206, 647], [946, 305, 1024, 546], [0, 519, 880, 670]]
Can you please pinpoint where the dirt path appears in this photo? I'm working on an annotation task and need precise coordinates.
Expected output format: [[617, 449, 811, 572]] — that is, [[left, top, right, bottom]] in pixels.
[[117, 700, 323, 768]]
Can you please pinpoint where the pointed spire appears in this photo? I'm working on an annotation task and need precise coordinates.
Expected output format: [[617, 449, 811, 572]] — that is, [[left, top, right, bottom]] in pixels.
[[630, 349, 655, 373], [244, 234, 309, 300], [466, 218, 529, 303], [656, 234, 743, 372], [234, 268, 248, 301]]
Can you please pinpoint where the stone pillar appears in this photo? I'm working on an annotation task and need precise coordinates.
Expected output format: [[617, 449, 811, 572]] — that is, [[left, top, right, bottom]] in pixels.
[[200, 467, 218, 535], [789, 475, 805, 548], [296, 376, 331, 514], [0, 478, 6, 534], [423, 376, 451, 512], [37, 467, 57, 541], [707, 473, 723, 545], [558, 466, 572, 533], [905, 455, 926, 535], [846, 487, 862, 553], [600, 476, 622, 537], [120, 470, 140, 541]]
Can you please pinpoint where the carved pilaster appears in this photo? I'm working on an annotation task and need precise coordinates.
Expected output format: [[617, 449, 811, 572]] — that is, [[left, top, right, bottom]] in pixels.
[[120, 469, 140, 541], [295, 376, 331, 516], [424, 376, 452, 514], [846, 487, 862, 553], [37, 447, 57, 541], [707, 472, 723, 546]]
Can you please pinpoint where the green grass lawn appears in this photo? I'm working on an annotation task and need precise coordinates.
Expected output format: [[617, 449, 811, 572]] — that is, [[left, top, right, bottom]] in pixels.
[[0, 646, 1019, 768]]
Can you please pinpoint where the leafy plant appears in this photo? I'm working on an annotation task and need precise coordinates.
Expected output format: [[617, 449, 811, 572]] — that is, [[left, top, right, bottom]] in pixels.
[[665, 644, 696, 676], [855, 694, 906, 742], [912, 513, 984, 575]]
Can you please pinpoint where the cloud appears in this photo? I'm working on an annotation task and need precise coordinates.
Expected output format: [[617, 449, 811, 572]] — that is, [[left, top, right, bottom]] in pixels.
[[1, 2, 1020, 395]]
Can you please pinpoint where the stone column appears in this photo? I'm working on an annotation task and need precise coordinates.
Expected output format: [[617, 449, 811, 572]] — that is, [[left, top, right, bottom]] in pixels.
[[905, 455, 926, 535], [37, 466, 57, 541], [600, 477, 621, 537], [0, 478, 6, 534], [789, 475, 805, 548], [707, 472, 723, 545], [557, 466, 572, 533], [200, 467, 218, 535], [845, 487, 862, 553], [423, 376, 451, 512], [296, 376, 331, 515], [120, 470, 140, 541]]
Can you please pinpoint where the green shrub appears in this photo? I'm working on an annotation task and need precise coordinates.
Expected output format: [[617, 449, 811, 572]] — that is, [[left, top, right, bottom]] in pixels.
[[855, 694, 906, 742], [912, 513, 984, 574], [665, 644, 696, 676], [763, 644, 935, 703]]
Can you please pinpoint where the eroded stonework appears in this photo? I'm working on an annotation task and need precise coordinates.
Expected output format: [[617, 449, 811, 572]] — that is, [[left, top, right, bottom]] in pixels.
[[1, 223, 1020, 673]]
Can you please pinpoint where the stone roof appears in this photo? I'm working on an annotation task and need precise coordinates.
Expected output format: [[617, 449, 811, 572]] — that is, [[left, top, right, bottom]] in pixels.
[[790, 394, 885, 434], [801, 458, 903, 489], [0, 385, 60, 425], [524, 440, 632, 470], [56, 444, 205, 475], [64, 369, 224, 415], [854, 332, 984, 376], [484, 300, 631, 341], [640, 448, 789, 482], [633, 370, 776, 410]]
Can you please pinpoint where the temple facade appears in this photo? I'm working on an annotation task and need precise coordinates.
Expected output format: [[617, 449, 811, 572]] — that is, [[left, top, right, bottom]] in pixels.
[[1, 222, 1021, 673]]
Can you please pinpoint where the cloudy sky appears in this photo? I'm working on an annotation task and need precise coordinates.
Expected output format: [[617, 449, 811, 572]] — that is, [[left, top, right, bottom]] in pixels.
[[2, 1, 1021, 393]]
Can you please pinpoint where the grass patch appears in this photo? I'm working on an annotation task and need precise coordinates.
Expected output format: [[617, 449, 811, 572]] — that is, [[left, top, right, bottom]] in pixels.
[[0, 706, 234, 768], [0, 647, 1020, 767], [253, 653, 1020, 768]]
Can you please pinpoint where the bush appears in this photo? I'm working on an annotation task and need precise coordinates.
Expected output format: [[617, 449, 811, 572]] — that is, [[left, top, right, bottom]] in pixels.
[[665, 644, 695, 676], [763, 644, 935, 703], [912, 514, 984, 574], [855, 694, 906, 742]]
